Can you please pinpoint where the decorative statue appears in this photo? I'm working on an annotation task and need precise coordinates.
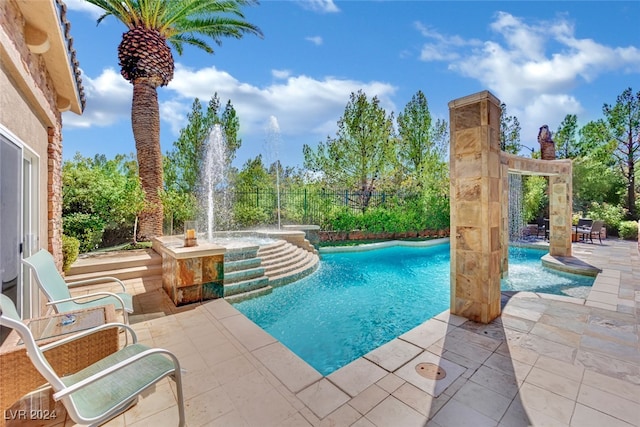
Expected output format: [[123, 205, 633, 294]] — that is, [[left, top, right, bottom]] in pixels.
[[538, 125, 555, 160]]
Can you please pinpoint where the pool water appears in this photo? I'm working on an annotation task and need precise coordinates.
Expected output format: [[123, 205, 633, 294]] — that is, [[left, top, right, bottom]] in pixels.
[[233, 243, 593, 376]]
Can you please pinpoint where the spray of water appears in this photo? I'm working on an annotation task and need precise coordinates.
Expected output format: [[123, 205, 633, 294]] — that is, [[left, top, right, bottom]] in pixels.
[[265, 116, 282, 229], [508, 173, 526, 242], [201, 124, 232, 240]]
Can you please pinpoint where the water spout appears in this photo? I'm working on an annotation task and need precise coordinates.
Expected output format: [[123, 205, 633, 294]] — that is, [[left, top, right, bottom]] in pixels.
[[201, 124, 232, 240], [265, 116, 282, 230], [508, 173, 526, 242]]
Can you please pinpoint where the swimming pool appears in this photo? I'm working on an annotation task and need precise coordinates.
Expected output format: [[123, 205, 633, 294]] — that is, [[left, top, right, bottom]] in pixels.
[[233, 242, 594, 375]]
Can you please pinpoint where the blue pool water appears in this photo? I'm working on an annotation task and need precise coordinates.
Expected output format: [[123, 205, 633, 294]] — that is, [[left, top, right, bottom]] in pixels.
[[233, 243, 594, 375]]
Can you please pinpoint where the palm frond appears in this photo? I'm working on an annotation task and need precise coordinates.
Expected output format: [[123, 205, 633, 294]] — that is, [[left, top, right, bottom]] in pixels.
[[169, 34, 215, 55]]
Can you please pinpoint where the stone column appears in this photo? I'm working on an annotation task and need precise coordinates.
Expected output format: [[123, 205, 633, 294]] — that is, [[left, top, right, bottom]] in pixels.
[[548, 165, 573, 257], [448, 91, 502, 324]]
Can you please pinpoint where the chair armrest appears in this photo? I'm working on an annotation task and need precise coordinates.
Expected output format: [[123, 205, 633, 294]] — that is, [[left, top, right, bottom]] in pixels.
[[47, 292, 127, 313], [52, 348, 181, 400], [39, 322, 137, 352], [66, 277, 126, 292]]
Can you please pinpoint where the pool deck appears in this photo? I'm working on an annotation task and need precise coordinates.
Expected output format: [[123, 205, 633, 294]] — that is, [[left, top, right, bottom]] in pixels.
[[22, 238, 640, 426]]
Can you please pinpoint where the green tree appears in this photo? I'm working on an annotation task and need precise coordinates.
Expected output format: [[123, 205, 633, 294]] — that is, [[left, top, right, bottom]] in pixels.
[[164, 94, 243, 229], [396, 90, 448, 188], [303, 90, 395, 211], [555, 114, 578, 159], [500, 103, 521, 154], [603, 88, 640, 219], [62, 154, 144, 250], [86, 0, 262, 240]]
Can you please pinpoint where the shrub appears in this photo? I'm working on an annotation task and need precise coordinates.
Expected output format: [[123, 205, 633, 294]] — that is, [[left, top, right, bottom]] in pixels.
[[233, 205, 269, 228], [618, 221, 638, 240], [61, 234, 80, 273], [586, 202, 625, 236], [63, 212, 105, 253]]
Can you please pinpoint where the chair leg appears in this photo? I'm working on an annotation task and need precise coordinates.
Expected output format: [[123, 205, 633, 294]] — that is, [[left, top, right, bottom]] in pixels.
[[172, 370, 186, 427]]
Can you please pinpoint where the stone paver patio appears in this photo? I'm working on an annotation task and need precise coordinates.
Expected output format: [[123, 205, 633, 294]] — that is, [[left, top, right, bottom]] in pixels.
[[14, 238, 640, 426]]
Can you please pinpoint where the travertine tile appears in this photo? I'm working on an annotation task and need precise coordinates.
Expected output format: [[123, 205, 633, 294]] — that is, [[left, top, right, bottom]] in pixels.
[[224, 371, 298, 427], [431, 398, 497, 427], [319, 404, 360, 427], [468, 365, 520, 400], [365, 396, 428, 427], [297, 379, 350, 419], [399, 318, 451, 349], [327, 358, 387, 397], [348, 384, 388, 415], [451, 380, 510, 421], [395, 351, 466, 397], [183, 386, 235, 426], [582, 369, 640, 404], [525, 367, 580, 400], [518, 383, 575, 425], [392, 382, 450, 418], [364, 338, 422, 372], [252, 342, 322, 393], [570, 403, 635, 427], [376, 373, 405, 394], [533, 355, 584, 382], [483, 351, 533, 381], [577, 383, 640, 426], [219, 313, 277, 351]]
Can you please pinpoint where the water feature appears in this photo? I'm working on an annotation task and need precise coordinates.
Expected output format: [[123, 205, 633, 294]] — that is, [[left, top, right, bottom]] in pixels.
[[508, 173, 526, 241], [200, 124, 233, 240], [233, 242, 594, 375], [264, 116, 282, 229]]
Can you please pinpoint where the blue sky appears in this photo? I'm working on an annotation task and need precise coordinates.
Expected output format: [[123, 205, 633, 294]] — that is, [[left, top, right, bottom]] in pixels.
[[61, 0, 640, 169]]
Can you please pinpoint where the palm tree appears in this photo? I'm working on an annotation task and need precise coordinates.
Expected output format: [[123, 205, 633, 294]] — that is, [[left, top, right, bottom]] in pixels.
[[86, 0, 262, 240]]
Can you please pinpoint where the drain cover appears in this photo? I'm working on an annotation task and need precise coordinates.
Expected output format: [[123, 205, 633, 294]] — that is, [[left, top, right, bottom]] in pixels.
[[415, 363, 446, 380]]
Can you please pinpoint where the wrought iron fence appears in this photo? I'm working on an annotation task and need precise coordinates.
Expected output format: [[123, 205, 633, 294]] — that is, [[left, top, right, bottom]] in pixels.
[[231, 187, 408, 226]]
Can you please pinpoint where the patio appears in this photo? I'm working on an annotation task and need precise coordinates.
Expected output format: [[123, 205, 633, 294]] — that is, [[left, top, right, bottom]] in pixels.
[[10, 237, 640, 427]]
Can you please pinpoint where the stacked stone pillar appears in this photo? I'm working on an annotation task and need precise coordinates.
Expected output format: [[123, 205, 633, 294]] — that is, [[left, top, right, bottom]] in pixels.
[[448, 91, 502, 324]]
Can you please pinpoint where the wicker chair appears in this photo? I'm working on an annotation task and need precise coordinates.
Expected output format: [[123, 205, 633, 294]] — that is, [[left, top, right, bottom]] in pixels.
[[22, 249, 133, 324], [0, 294, 185, 426]]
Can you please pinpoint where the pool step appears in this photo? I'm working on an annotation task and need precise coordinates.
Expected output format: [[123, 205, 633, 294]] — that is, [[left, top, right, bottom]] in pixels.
[[224, 257, 262, 273], [224, 266, 265, 284], [269, 253, 320, 288], [223, 276, 270, 297], [221, 239, 319, 300], [260, 243, 299, 266], [224, 285, 273, 303], [65, 249, 162, 284], [261, 248, 313, 277]]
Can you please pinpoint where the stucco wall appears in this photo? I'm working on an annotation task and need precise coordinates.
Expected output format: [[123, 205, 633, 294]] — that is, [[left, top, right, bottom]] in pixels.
[[1, 0, 65, 268]]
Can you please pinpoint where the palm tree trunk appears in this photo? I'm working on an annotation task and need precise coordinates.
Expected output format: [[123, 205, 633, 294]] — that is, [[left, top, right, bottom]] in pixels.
[[132, 80, 164, 240]]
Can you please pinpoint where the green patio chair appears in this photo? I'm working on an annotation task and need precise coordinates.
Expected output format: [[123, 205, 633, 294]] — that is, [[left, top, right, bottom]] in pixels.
[[0, 294, 185, 426], [22, 249, 133, 324]]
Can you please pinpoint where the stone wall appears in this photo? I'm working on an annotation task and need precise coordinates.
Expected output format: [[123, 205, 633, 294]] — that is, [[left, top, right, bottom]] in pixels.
[[318, 229, 450, 243]]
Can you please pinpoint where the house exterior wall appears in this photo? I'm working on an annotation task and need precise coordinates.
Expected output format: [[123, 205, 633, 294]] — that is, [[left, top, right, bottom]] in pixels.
[[1, 0, 66, 270]]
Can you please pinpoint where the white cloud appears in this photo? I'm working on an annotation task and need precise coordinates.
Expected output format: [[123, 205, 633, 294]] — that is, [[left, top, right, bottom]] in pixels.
[[62, 68, 131, 128], [514, 94, 584, 145], [166, 64, 396, 142], [417, 11, 640, 142], [63, 0, 105, 19], [414, 22, 480, 62], [305, 36, 323, 46], [297, 0, 340, 14], [272, 69, 292, 79]]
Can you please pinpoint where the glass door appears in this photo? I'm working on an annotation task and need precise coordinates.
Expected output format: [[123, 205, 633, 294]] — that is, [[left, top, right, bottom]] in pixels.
[[1, 133, 21, 342]]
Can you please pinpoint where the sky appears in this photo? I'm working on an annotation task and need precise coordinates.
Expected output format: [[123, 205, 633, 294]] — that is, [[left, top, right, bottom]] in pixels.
[[61, 0, 640, 169]]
